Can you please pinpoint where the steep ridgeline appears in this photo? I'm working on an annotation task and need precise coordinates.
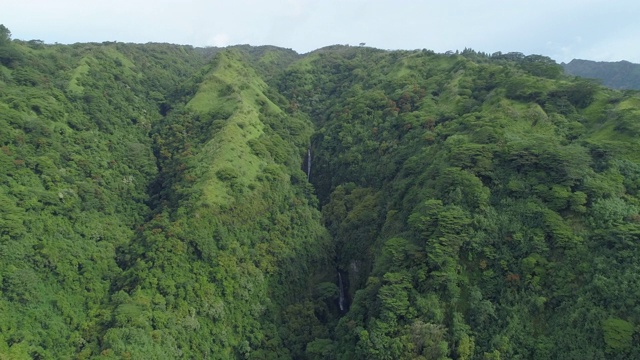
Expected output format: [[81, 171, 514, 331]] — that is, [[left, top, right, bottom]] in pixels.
[[0, 33, 333, 358], [98, 50, 333, 359], [278, 47, 640, 359]]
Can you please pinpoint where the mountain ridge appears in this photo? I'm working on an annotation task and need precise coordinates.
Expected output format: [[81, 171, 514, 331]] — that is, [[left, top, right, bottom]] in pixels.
[[1, 27, 640, 359], [563, 58, 640, 90]]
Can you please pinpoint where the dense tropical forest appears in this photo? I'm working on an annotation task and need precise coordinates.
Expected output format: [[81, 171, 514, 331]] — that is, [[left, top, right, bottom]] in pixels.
[[563, 59, 640, 90], [1, 24, 640, 359]]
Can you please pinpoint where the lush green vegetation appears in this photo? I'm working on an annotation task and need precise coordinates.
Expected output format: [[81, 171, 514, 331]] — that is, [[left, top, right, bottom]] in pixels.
[[563, 58, 640, 90], [2, 26, 640, 359], [278, 47, 640, 359], [0, 29, 210, 358]]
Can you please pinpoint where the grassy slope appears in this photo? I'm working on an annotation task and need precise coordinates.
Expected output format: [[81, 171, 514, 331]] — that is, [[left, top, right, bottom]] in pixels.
[[97, 49, 332, 359], [187, 50, 273, 206]]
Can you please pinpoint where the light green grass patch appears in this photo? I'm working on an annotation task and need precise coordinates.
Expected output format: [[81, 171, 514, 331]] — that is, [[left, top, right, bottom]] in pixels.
[[617, 97, 640, 111], [68, 56, 94, 95], [587, 116, 640, 162], [257, 49, 284, 66], [102, 47, 135, 69], [187, 51, 286, 207]]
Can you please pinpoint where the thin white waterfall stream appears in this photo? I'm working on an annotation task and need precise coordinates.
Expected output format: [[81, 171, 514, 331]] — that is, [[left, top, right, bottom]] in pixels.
[[306, 147, 311, 181], [338, 272, 345, 312]]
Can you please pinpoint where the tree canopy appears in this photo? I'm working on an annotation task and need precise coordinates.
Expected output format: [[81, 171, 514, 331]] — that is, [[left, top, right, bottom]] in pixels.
[[1, 25, 640, 359]]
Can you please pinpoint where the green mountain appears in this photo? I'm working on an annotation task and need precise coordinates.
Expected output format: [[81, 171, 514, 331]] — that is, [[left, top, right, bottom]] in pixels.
[[2, 26, 640, 359], [563, 58, 640, 90]]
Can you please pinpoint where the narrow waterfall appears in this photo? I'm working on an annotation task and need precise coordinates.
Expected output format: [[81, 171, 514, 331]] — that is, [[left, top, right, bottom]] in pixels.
[[306, 147, 311, 181], [338, 271, 345, 312]]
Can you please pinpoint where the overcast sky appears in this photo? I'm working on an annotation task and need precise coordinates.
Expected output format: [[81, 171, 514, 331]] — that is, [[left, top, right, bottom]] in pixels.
[[3, 0, 639, 63]]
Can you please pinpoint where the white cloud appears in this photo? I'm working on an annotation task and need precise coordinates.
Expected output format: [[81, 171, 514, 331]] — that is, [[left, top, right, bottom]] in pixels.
[[285, 0, 307, 17], [579, 33, 640, 63], [209, 33, 231, 47]]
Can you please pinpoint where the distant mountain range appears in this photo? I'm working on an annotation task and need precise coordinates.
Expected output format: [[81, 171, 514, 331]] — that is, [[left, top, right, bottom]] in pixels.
[[563, 59, 640, 90]]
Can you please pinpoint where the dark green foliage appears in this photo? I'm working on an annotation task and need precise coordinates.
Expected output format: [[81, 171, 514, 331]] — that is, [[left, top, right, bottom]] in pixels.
[[277, 46, 640, 359], [0, 36, 189, 358], [2, 24, 640, 359], [0, 24, 22, 67], [602, 317, 634, 354]]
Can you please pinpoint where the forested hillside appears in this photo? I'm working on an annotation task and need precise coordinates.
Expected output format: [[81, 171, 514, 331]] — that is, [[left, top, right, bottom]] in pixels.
[[284, 47, 640, 360], [563, 58, 640, 90], [2, 25, 640, 359]]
